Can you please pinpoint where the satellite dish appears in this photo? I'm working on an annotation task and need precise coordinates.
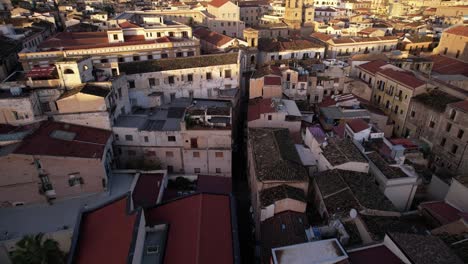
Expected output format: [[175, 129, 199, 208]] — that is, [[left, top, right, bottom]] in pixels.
[[349, 208, 358, 219]]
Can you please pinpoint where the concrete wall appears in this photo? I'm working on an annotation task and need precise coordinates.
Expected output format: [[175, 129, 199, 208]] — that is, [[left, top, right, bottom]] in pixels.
[[57, 93, 106, 113], [53, 111, 112, 130], [0, 94, 41, 126], [445, 179, 468, 211], [127, 63, 239, 107], [248, 113, 301, 135], [427, 175, 450, 201], [0, 154, 106, 205], [131, 212, 146, 264], [249, 77, 264, 99]]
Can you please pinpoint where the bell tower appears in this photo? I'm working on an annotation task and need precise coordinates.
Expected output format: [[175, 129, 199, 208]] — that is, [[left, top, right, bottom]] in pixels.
[[284, 0, 304, 29]]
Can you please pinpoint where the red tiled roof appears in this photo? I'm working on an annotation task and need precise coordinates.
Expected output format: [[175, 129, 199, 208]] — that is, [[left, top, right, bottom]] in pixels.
[[248, 98, 275, 122], [449, 100, 468, 112], [208, 0, 230, 7], [310, 32, 333, 42], [119, 21, 140, 29], [377, 69, 426, 89], [358, 27, 379, 34], [145, 194, 233, 264], [430, 55, 468, 76], [357, 59, 388, 74], [348, 245, 404, 264], [420, 201, 462, 225], [13, 121, 111, 159], [196, 175, 232, 194], [390, 138, 418, 150], [132, 173, 164, 208], [193, 27, 233, 47], [333, 121, 346, 138], [319, 96, 337, 107], [74, 197, 138, 264], [444, 25, 468, 38], [264, 76, 282, 86], [347, 119, 369, 133]]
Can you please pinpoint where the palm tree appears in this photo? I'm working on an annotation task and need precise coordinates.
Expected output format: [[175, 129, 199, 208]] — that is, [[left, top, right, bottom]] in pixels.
[[11, 233, 65, 264]]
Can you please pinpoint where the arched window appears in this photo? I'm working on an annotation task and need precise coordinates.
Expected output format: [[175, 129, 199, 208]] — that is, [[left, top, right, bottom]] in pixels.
[[64, 69, 75, 74]]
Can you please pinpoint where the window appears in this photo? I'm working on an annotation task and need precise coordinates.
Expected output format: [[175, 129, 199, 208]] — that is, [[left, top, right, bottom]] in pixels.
[[167, 165, 174, 173], [268, 115, 272, 120], [225, 69, 232, 78], [188, 74, 193, 82], [146, 151, 156, 156], [187, 51, 194, 57], [144, 136, 149, 142], [446, 123, 452, 132], [451, 145, 458, 154], [168, 76, 175, 84], [215, 152, 224, 158], [128, 80, 135, 88], [115, 134, 120, 141], [133, 56, 140, 61], [128, 150, 136, 156], [193, 152, 200, 158], [176, 52, 183, 57], [113, 34, 118, 40], [440, 138, 446, 146], [64, 69, 74, 74], [206, 72, 212, 80], [41, 102, 51, 112], [189, 90, 194, 98], [166, 151, 174, 157], [148, 55, 153, 60], [125, 135, 133, 141], [411, 111, 415, 117], [68, 174, 83, 186], [194, 168, 201, 173], [216, 168, 221, 173], [161, 53, 168, 58], [458, 129, 464, 139], [118, 57, 124, 63], [168, 136, 176, 142], [449, 110, 456, 120], [170, 93, 176, 101], [149, 78, 156, 86], [190, 138, 198, 148]]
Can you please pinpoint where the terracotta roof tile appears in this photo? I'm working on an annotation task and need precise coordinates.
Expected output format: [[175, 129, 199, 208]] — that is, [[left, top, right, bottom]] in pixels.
[[264, 76, 282, 86], [430, 55, 468, 76], [377, 69, 426, 89], [13, 121, 111, 159], [310, 32, 333, 42], [132, 173, 165, 208], [444, 25, 468, 38], [193, 27, 233, 47], [449, 100, 468, 112], [357, 59, 388, 74], [145, 194, 234, 264], [208, 0, 230, 7], [347, 118, 369, 133], [73, 196, 138, 264], [248, 98, 274, 121], [420, 201, 462, 225], [118, 21, 140, 29]]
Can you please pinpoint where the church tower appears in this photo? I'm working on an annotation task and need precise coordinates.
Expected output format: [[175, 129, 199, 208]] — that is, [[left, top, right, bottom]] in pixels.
[[284, 0, 304, 29]]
